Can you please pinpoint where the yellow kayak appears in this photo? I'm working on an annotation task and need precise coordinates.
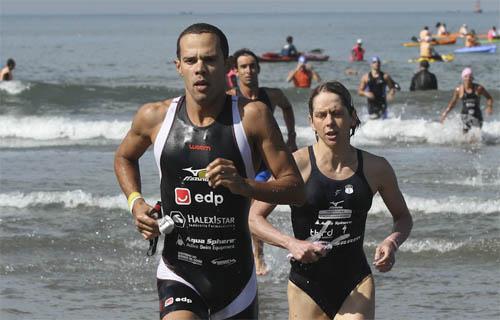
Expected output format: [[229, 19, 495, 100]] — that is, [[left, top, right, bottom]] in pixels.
[[408, 54, 455, 63]]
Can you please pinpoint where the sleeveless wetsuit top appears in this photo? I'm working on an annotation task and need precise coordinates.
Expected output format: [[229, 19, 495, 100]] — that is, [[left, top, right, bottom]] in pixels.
[[293, 69, 312, 88], [461, 84, 482, 121], [154, 95, 255, 313], [289, 146, 373, 317], [367, 71, 386, 103]]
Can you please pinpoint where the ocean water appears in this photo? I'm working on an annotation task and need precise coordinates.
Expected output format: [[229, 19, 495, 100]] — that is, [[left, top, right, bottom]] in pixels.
[[1, 11, 499, 320]]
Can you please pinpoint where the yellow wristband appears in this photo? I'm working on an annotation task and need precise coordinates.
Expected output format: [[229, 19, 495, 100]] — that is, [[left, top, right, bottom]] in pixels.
[[127, 192, 142, 209]]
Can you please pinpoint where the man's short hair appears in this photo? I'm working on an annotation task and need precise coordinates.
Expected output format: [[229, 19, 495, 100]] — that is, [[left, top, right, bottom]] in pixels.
[[176, 23, 229, 59], [6, 58, 15, 69], [233, 48, 260, 71], [420, 60, 430, 69]]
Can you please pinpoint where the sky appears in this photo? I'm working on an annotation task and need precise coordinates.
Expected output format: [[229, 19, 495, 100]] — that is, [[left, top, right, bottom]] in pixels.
[[1, 0, 499, 15]]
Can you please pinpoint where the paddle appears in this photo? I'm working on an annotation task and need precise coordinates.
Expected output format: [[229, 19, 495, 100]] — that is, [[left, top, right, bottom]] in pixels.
[[411, 36, 419, 42]]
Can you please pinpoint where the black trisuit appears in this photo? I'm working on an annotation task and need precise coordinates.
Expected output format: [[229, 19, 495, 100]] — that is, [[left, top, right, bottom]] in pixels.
[[366, 71, 388, 119], [460, 84, 483, 133], [289, 146, 374, 318], [153, 95, 258, 319]]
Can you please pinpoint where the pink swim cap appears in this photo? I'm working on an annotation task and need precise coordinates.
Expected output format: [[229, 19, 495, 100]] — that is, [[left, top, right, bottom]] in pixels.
[[461, 67, 473, 79]]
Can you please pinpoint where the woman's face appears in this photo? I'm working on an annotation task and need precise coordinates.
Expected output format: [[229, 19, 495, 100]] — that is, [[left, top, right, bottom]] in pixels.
[[309, 91, 356, 147]]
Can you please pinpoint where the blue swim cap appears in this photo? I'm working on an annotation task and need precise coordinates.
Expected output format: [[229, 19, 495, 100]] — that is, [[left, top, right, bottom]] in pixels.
[[371, 56, 380, 63]]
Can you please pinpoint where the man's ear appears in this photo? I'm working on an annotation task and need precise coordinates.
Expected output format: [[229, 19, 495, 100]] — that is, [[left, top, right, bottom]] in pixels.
[[175, 59, 182, 75]]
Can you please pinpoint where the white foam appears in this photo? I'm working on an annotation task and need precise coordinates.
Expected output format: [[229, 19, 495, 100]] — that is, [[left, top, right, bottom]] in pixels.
[[0, 190, 126, 209], [290, 118, 500, 146], [0, 115, 130, 141], [0, 81, 30, 95], [370, 194, 500, 215], [1, 191, 498, 217], [365, 238, 466, 253]]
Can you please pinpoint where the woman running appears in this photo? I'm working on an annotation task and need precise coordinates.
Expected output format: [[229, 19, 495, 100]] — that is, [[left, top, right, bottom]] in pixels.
[[249, 81, 413, 319]]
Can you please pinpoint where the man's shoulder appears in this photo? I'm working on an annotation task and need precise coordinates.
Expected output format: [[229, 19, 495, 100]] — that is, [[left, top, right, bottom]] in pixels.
[[135, 99, 172, 126]]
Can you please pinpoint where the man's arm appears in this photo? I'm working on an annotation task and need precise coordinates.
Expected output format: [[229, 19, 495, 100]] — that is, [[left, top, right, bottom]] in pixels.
[[311, 69, 321, 82], [432, 74, 438, 90], [358, 74, 374, 100], [441, 87, 460, 122], [206, 100, 305, 205], [114, 101, 167, 239], [249, 148, 323, 263], [384, 73, 396, 100], [368, 155, 413, 273], [287, 66, 299, 82], [269, 88, 297, 151], [409, 74, 417, 91]]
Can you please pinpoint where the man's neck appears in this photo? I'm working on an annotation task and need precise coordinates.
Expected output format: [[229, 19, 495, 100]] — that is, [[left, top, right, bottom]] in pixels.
[[239, 83, 260, 100], [185, 93, 227, 127]]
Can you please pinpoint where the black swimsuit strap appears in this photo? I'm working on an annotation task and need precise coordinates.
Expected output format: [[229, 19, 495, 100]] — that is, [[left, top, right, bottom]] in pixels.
[[308, 145, 318, 173], [309, 146, 364, 177]]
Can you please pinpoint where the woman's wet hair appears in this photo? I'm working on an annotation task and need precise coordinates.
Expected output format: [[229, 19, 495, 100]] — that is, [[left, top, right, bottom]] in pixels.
[[308, 80, 361, 136], [176, 23, 229, 59]]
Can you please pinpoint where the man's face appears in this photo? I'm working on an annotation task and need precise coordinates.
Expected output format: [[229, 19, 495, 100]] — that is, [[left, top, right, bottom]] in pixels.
[[371, 60, 380, 71], [175, 33, 226, 104], [236, 54, 259, 87]]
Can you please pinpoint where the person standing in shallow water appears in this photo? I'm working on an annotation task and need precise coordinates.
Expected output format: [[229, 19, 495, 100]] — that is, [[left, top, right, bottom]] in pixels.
[[357, 56, 397, 119], [440, 67, 493, 133], [0, 58, 16, 81], [249, 80, 413, 320], [114, 22, 305, 320], [231, 47, 299, 275]]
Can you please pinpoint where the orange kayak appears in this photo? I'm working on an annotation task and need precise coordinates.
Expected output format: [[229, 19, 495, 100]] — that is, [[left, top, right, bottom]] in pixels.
[[402, 37, 457, 47]]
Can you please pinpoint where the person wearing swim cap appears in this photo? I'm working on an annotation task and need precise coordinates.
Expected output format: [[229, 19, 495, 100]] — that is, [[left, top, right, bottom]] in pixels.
[[410, 60, 438, 91], [351, 39, 365, 62], [287, 55, 321, 89], [249, 80, 413, 320], [459, 24, 469, 38], [441, 67, 494, 133], [357, 56, 397, 119], [114, 23, 305, 320], [231, 47, 299, 275], [0, 58, 16, 81]]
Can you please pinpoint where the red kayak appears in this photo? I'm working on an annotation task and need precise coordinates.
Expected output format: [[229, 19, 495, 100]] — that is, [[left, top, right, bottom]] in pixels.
[[259, 52, 329, 62]]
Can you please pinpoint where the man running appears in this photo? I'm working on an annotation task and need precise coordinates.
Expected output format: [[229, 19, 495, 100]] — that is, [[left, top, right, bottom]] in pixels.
[[232, 47, 298, 275], [114, 23, 305, 320], [357, 56, 396, 119], [440, 67, 493, 133]]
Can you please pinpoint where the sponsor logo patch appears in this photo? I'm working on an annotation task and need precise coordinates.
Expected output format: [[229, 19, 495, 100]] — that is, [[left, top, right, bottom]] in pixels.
[[170, 211, 186, 228], [211, 257, 237, 266], [175, 188, 191, 205], [164, 297, 174, 307], [188, 144, 212, 151], [182, 167, 208, 182]]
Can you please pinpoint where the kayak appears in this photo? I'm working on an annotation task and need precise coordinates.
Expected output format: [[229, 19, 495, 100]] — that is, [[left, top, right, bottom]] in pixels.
[[408, 54, 455, 63], [259, 52, 329, 62], [402, 37, 457, 47], [479, 38, 500, 44], [454, 45, 496, 53]]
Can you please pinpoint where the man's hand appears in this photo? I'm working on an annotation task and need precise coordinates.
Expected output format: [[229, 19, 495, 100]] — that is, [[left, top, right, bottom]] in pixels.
[[206, 158, 250, 196], [132, 199, 159, 240]]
